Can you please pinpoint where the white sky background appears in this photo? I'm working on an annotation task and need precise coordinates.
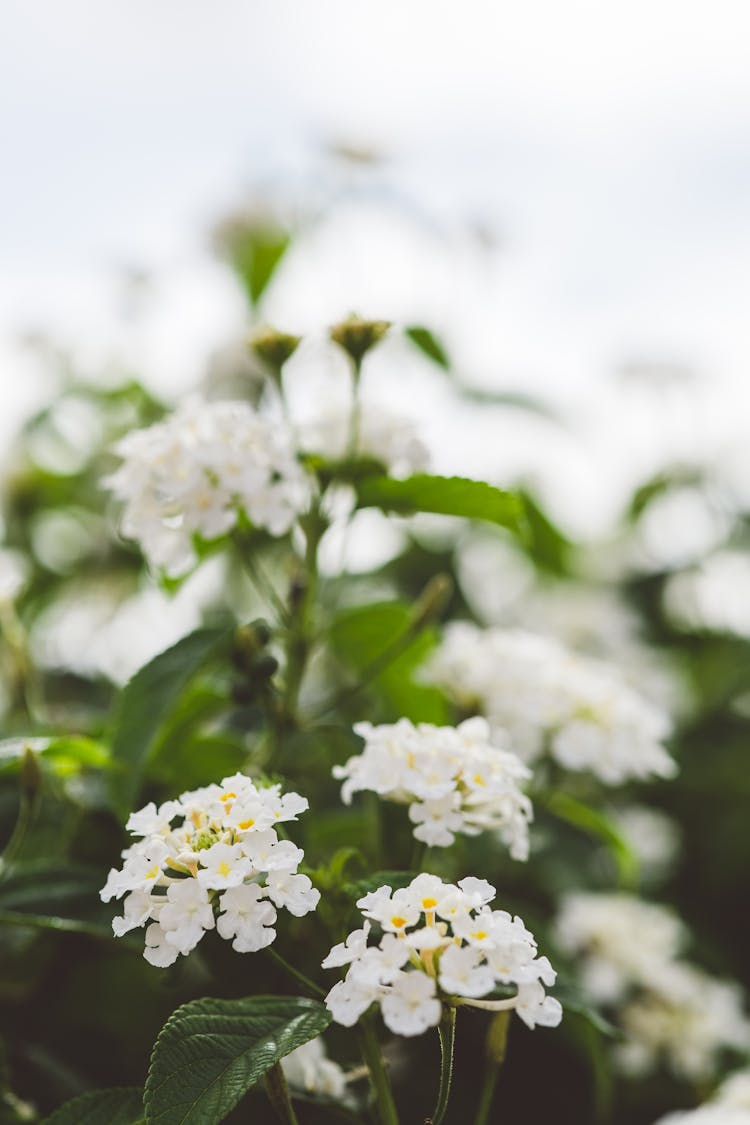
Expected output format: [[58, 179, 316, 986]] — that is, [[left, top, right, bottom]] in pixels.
[[2, 0, 750, 534]]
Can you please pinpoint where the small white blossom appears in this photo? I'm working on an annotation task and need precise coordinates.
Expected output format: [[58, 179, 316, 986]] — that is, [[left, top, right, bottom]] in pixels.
[[104, 399, 310, 576], [100, 773, 318, 965], [323, 874, 561, 1038], [281, 1037, 348, 1102], [423, 624, 676, 785], [334, 717, 533, 859]]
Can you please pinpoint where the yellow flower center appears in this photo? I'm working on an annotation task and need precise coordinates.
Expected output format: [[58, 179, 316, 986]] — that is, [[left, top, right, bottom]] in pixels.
[[391, 916, 408, 929]]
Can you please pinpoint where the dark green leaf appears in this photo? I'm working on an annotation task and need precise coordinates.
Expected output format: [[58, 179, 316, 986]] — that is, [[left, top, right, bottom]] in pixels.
[[144, 995, 331, 1125], [43, 1087, 144, 1125], [517, 488, 574, 574], [405, 325, 451, 369], [109, 627, 231, 819], [356, 475, 523, 535]]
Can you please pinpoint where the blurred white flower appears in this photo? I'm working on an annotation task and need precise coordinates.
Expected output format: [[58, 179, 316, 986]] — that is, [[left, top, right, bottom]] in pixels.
[[557, 892, 750, 1082], [424, 624, 676, 784], [300, 401, 429, 477], [334, 716, 533, 858], [323, 873, 561, 1037], [281, 1037, 348, 1101], [104, 398, 309, 576], [0, 548, 28, 603], [101, 773, 318, 965], [664, 551, 750, 639], [612, 805, 681, 884]]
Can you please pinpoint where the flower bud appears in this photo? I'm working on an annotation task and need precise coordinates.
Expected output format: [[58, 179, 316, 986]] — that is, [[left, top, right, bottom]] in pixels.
[[329, 316, 391, 368], [248, 326, 301, 383]]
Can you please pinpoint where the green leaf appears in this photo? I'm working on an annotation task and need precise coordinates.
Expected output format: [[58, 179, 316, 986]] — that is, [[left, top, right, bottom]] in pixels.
[[229, 229, 291, 306], [0, 736, 110, 778], [405, 325, 451, 369], [356, 474, 523, 535], [109, 627, 231, 819], [517, 488, 574, 574], [329, 601, 446, 722], [144, 995, 331, 1125], [544, 793, 639, 889], [0, 860, 101, 912], [43, 1087, 144, 1125]]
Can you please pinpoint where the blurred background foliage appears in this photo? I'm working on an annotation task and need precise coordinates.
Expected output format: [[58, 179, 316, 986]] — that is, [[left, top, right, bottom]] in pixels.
[[0, 173, 749, 1125]]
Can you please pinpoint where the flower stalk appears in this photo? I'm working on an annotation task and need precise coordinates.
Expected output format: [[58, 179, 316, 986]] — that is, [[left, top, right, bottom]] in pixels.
[[432, 1005, 457, 1125], [357, 1018, 399, 1125]]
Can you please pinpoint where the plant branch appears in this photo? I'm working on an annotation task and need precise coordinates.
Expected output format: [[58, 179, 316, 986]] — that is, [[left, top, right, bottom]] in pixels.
[[432, 1005, 456, 1125], [357, 1018, 399, 1125]]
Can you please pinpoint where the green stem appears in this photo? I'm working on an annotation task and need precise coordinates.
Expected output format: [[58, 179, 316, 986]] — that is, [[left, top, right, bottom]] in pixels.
[[432, 1006, 456, 1125], [264, 1060, 300, 1124], [265, 946, 326, 1000], [283, 505, 324, 722], [473, 1010, 511, 1125], [346, 356, 363, 458], [357, 1018, 399, 1125]]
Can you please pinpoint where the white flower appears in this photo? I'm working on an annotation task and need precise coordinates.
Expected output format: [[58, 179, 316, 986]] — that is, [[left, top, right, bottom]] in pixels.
[[101, 772, 315, 965], [104, 399, 310, 577], [143, 922, 180, 968], [334, 716, 533, 859], [265, 869, 321, 916], [197, 842, 253, 890], [160, 880, 215, 955], [0, 548, 28, 603], [557, 892, 750, 1081], [423, 624, 676, 785], [323, 873, 561, 1038], [381, 972, 442, 1037], [217, 883, 277, 953], [281, 1037, 348, 1102]]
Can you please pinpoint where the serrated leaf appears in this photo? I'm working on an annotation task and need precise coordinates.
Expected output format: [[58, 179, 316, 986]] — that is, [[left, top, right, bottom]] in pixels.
[[405, 325, 451, 369], [356, 474, 523, 535], [43, 1087, 144, 1125], [109, 627, 231, 819], [144, 995, 331, 1125]]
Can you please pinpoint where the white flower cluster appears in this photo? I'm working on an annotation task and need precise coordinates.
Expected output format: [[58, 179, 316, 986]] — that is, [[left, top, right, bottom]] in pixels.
[[654, 1068, 750, 1125], [104, 399, 309, 576], [301, 402, 429, 477], [557, 893, 750, 1080], [0, 548, 28, 603], [281, 1038, 348, 1102], [424, 624, 676, 784], [100, 773, 319, 966], [334, 717, 533, 858], [323, 874, 561, 1038]]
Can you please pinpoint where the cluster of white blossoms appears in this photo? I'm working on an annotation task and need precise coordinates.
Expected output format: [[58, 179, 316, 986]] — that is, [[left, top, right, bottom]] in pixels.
[[322, 874, 561, 1037], [334, 717, 533, 858], [557, 893, 750, 1080], [423, 623, 676, 784], [100, 773, 319, 966], [300, 402, 430, 478], [654, 1068, 750, 1125], [104, 399, 309, 576]]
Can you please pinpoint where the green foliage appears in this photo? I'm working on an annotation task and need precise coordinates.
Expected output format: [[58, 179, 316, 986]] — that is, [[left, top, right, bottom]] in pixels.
[[109, 628, 232, 818], [328, 600, 446, 722], [43, 1087, 144, 1125], [356, 474, 524, 535], [405, 325, 451, 369], [143, 996, 330, 1124]]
